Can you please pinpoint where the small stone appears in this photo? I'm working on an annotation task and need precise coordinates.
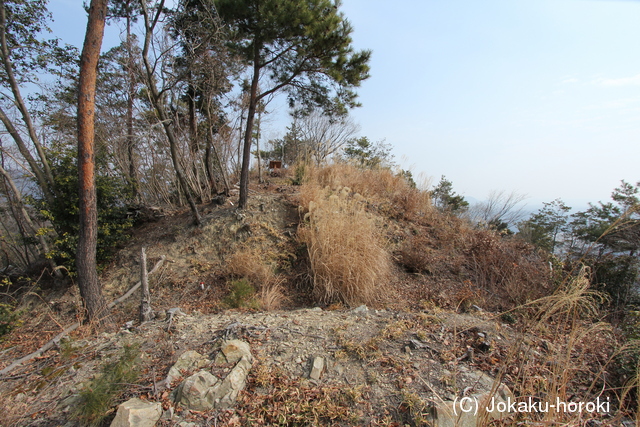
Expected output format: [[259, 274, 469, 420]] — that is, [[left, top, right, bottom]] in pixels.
[[351, 305, 368, 315], [309, 357, 324, 380], [161, 406, 174, 420]]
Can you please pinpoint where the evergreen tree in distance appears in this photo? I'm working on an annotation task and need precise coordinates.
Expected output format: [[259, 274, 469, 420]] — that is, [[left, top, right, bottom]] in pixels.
[[431, 176, 469, 214], [214, 0, 371, 208]]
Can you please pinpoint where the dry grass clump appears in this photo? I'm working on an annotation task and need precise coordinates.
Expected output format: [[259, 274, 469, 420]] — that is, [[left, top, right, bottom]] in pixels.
[[302, 163, 432, 221], [224, 248, 289, 310], [259, 277, 289, 311], [298, 186, 391, 306], [225, 248, 274, 285]]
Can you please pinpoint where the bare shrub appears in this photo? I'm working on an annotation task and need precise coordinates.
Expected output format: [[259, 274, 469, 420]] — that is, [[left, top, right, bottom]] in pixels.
[[396, 210, 469, 276], [298, 186, 391, 306], [464, 230, 553, 309], [397, 235, 436, 274]]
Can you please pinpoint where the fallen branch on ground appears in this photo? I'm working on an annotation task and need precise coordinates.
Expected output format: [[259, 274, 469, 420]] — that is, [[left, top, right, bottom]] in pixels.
[[0, 256, 167, 377]]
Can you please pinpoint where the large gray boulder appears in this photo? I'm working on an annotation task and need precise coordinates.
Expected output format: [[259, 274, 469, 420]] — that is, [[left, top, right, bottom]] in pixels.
[[110, 398, 162, 427]]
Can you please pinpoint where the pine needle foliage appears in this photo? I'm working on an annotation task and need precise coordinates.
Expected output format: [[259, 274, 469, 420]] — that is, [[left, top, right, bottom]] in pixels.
[[72, 344, 140, 427]]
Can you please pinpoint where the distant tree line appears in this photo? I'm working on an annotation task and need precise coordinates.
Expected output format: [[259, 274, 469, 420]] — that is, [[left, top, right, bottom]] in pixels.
[[434, 175, 640, 317], [517, 181, 640, 315]]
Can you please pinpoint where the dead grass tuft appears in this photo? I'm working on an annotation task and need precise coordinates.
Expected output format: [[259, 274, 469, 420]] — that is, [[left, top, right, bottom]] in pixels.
[[298, 186, 391, 306], [225, 248, 290, 311], [259, 277, 289, 311], [492, 269, 627, 425], [225, 248, 274, 286], [302, 163, 432, 221]]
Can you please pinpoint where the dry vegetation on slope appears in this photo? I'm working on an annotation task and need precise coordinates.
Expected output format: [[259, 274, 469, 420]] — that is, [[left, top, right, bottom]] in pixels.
[[0, 164, 638, 426]]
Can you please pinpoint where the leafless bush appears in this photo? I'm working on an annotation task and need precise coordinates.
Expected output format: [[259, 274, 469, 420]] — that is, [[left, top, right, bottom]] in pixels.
[[464, 230, 553, 309], [468, 189, 527, 229]]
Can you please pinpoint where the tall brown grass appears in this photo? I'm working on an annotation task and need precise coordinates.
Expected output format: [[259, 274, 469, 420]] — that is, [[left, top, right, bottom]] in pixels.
[[298, 185, 391, 306], [299, 163, 432, 221], [486, 268, 638, 425]]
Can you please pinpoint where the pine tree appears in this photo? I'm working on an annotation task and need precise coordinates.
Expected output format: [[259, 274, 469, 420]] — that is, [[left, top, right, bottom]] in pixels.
[[214, 0, 371, 208]]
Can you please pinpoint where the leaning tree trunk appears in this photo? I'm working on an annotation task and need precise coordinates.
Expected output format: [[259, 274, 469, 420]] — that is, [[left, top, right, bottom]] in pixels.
[[238, 44, 260, 209], [76, 0, 112, 327], [0, 0, 55, 205]]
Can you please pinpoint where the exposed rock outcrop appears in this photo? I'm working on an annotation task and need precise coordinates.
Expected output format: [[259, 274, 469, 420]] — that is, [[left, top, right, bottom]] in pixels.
[[174, 340, 253, 411]]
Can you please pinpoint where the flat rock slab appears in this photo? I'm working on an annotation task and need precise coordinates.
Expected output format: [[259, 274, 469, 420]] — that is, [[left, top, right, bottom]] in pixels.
[[309, 356, 324, 380], [428, 380, 514, 427], [176, 370, 220, 412], [110, 397, 162, 427], [215, 339, 253, 364], [166, 350, 210, 386]]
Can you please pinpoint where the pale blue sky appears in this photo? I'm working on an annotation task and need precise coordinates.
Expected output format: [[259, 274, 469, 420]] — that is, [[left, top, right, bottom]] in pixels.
[[48, 0, 640, 210]]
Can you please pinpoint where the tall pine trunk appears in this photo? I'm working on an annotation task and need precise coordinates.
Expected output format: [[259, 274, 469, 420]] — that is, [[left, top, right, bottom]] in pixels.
[[77, 0, 111, 326]]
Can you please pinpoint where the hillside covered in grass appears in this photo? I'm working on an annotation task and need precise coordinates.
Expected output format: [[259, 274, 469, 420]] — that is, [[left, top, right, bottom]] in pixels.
[[0, 164, 638, 426]]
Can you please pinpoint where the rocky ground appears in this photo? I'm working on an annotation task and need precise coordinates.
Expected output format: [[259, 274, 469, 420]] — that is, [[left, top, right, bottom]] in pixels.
[[1, 300, 520, 426]]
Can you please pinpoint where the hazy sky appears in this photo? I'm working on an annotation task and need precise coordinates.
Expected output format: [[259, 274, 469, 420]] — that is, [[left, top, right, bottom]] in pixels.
[[48, 0, 640, 210]]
